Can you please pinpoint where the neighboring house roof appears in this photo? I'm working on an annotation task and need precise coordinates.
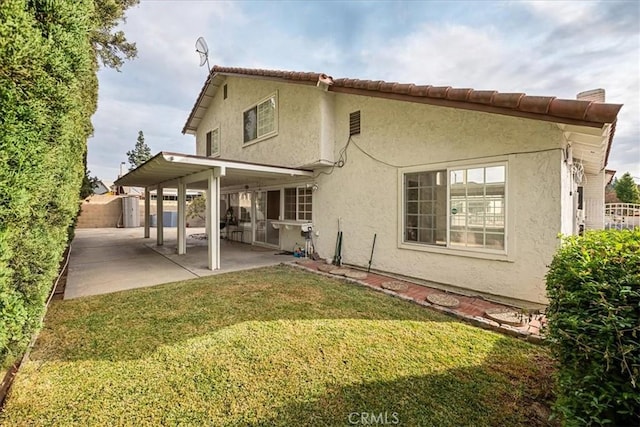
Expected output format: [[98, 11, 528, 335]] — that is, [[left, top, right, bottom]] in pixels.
[[92, 179, 114, 195], [605, 169, 616, 186], [183, 65, 622, 135]]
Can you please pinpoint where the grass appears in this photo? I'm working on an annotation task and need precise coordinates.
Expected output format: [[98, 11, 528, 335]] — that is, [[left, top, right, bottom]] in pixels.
[[0, 265, 555, 426]]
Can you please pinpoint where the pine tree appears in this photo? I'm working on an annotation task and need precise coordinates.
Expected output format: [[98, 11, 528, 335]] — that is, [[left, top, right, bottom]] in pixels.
[[127, 130, 151, 170], [614, 172, 640, 204]]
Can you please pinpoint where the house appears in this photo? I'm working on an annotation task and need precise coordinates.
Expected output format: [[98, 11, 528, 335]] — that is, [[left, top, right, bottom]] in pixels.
[[92, 179, 113, 195], [115, 66, 622, 306]]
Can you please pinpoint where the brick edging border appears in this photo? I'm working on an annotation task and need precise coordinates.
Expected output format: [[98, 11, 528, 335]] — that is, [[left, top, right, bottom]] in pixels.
[[285, 262, 545, 345]]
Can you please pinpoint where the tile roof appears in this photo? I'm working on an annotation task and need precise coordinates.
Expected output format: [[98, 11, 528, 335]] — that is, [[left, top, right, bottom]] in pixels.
[[183, 65, 622, 134], [330, 78, 621, 125], [206, 66, 330, 84]]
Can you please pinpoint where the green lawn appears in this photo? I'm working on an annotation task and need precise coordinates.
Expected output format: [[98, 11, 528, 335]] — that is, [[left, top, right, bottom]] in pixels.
[[1, 265, 555, 426]]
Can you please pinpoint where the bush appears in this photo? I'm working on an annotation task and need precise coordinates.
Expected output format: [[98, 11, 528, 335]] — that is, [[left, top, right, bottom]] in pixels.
[[0, 0, 92, 369], [187, 195, 206, 221], [0, 0, 136, 369], [546, 229, 640, 425]]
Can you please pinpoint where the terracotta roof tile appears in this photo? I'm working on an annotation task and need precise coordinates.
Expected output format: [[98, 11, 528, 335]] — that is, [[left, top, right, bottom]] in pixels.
[[518, 96, 556, 114], [467, 90, 497, 104], [492, 93, 525, 109], [584, 103, 622, 123], [366, 80, 384, 91], [393, 83, 414, 94], [211, 66, 330, 84], [547, 99, 591, 120], [353, 80, 370, 90], [379, 81, 396, 93], [409, 85, 431, 96], [427, 86, 451, 98], [183, 65, 622, 135], [447, 88, 473, 101]]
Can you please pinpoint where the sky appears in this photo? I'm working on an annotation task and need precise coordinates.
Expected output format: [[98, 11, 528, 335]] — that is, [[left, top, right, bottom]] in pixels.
[[89, 0, 640, 183]]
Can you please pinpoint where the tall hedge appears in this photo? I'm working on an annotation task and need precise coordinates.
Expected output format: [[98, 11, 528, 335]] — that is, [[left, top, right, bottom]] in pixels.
[[546, 229, 640, 425], [0, 0, 136, 368]]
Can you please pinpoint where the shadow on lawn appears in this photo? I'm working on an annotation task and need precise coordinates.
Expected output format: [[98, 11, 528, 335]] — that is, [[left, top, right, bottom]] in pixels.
[[30, 266, 458, 363], [247, 338, 557, 427]]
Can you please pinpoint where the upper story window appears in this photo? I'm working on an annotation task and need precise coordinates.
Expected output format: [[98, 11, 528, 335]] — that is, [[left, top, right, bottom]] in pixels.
[[243, 92, 277, 144], [206, 127, 220, 157], [284, 187, 312, 221], [403, 163, 506, 253]]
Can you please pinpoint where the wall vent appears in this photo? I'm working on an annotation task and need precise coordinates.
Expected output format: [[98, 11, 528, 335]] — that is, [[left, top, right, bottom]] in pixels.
[[349, 110, 361, 136], [223, 84, 228, 99]]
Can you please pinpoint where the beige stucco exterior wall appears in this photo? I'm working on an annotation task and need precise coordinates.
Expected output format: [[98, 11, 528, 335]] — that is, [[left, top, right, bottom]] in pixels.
[[313, 93, 565, 305], [189, 78, 574, 305], [195, 76, 330, 168]]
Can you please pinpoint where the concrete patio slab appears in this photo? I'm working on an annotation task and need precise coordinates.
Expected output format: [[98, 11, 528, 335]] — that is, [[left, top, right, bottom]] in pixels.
[[65, 227, 289, 299]]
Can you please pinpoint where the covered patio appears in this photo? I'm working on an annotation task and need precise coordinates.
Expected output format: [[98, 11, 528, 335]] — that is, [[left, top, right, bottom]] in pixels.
[[64, 227, 291, 299], [114, 152, 314, 271]]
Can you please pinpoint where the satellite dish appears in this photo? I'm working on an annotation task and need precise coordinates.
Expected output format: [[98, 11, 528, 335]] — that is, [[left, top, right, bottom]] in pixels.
[[195, 36, 210, 71]]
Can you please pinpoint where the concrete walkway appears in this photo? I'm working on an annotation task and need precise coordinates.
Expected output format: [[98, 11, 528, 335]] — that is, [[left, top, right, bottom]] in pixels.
[[65, 228, 288, 299]]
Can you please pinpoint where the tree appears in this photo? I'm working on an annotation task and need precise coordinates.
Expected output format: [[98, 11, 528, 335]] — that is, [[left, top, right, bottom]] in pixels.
[[127, 130, 151, 170], [187, 195, 206, 221], [614, 172, 640, 204], [91, 0, 140, 71], [80, 170, 100, 199]]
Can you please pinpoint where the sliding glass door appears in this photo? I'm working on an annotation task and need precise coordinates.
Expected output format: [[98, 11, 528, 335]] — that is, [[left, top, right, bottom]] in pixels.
[[254, 190, 280, 246]]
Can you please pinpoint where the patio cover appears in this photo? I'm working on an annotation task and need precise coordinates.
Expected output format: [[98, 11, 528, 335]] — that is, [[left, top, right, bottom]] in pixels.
[[115, 152, 313, 270], [115, 151, 314, 189]]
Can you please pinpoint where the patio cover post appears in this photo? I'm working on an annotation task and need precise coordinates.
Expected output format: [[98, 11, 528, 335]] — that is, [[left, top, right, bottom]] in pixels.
[[144, 187, 150, 238], [177, 179, 186, 255], [157, 186, 164, 246], [205, 169, 221, 270]]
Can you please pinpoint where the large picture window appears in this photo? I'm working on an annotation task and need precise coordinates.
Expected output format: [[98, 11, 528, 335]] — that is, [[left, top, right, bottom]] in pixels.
[[243, 93, 277, 144], [403, 164, 506, 253]]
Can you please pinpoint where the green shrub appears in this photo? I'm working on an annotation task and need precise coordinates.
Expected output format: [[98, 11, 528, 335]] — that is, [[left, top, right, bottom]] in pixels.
[[546, 229, 640, 425], [0, 0, 136, 369], [0, 0, 93, 368]]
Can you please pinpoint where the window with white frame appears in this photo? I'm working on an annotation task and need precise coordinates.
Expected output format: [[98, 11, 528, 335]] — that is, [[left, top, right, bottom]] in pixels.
[[404, 170, 448, 246], [206, 127, 220, 157], [403, 164, 506, 252], [243, 93, 277, 144], [284, 187, 312, 221]]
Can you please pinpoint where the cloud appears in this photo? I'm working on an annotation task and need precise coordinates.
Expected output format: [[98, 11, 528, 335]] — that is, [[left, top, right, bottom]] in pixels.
[[351, 2, 639, 178], [88, 0, 639, 182], [360, 24, 509, 88], [522, 0, 597, 25]]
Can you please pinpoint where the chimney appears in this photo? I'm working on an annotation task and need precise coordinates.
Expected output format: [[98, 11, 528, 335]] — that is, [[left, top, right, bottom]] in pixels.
[[577, 88, 605, 102]]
